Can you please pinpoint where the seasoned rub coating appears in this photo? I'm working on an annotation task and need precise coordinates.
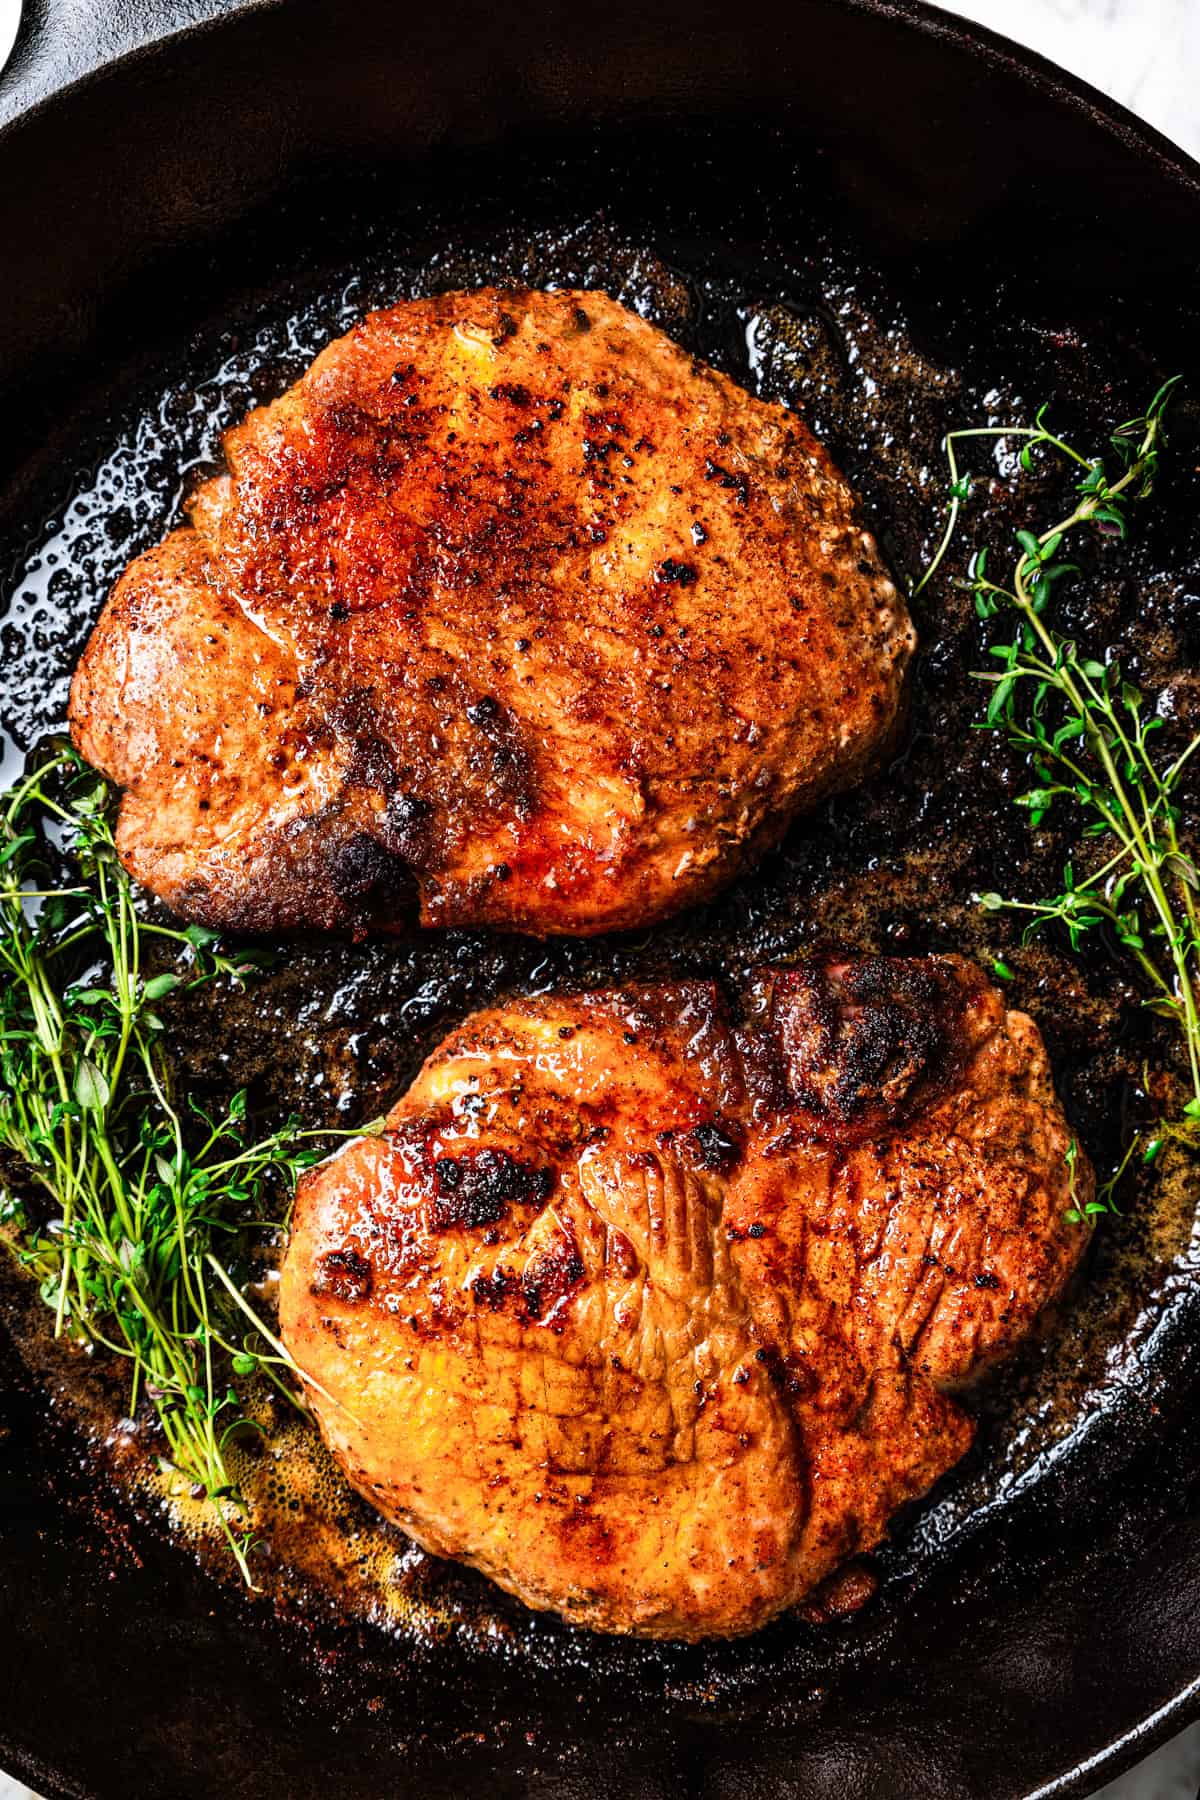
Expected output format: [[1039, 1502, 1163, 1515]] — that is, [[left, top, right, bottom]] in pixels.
[[280, 956, 1090, 1639], [70, 288, 912, 936]]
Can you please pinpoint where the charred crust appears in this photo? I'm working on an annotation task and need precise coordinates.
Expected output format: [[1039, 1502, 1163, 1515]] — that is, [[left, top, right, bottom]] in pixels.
[[747, 956, 968, 1135], [688, 1120, 742, 1172], [467, 1239, 584, 1322], [380, 790, 431, 863], [325, 688, 397, 789], [522, 1242, 585, 1321], [347, 734, 398, 792], [488, 382, 532, 407], [654, 558, 698, 587], [329, 831, 412, 905], [703, 457, 750, 506], [430, 1147, 554, 1232], [753, 1341, 818, 1399], [470, 1264, 515, 1310], [310, 1247, 373, 1303], [466, 695, 501, 728]]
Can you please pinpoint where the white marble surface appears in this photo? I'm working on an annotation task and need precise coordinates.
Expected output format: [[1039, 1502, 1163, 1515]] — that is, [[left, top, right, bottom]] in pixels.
[[946, 0, 1200, 161], [0, 2, 1197, 1798], [0, 0, 18, 75]]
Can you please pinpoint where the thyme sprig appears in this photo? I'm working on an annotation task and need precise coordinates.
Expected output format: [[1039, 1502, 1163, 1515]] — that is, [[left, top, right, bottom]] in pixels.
[[917, 378, 1200, 1213], [0, 746, 369, 1582]]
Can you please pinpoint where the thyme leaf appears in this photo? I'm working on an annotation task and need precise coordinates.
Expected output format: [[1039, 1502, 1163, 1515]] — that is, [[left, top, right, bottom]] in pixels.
[[917, 377, 1199, 1212], [0, 744, 377, 1582]]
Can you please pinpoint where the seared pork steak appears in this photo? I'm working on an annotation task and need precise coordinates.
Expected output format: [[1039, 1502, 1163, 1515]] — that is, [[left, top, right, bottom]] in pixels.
[[70, 288, 912, 937], [280, 956, 1089, 1639]]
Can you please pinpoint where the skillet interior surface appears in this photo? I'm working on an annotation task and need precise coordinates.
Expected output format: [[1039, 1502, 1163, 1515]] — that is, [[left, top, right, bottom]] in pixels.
[[2, 3, 1200, 1796]]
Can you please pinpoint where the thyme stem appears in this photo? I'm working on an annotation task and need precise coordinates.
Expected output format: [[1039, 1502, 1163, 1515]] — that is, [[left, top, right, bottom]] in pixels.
[[917, 377, 1200, 1209], [0, 745, 370, 1581]]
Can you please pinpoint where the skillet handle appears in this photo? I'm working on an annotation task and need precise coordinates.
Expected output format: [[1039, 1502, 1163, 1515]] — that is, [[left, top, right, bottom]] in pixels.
[[0, 0, 235, 129]]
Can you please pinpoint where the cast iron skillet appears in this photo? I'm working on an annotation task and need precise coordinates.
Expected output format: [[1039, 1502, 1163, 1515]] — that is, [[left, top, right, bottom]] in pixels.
[[2, 2, 1200, 1796]]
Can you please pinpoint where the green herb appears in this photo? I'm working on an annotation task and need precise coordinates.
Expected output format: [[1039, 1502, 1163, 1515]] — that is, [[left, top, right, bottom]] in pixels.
[[918, 378, 1199, 1213], [0, 745, 369, 1582]]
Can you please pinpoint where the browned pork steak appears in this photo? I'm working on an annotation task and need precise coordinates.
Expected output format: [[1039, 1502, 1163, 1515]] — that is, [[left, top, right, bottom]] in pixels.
[[280, 955, 1090, 1639], [70, 288, 912, 937]]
